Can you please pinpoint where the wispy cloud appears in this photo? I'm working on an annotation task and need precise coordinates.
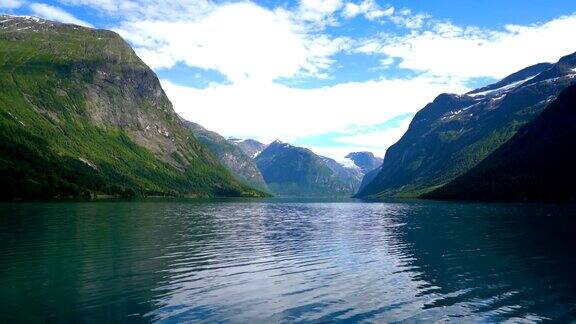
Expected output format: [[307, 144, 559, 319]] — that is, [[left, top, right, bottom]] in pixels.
[[297, 0, 344, 26], [116, 2, 350, 82], [58, 0, 213, 20], [161, 75, 468, 147], [334, 116, 412, 150], [29, 3, 93, 27], [356, 14, 576, 79], [0, 0, 24, 9], [342, 0, 394, 20]]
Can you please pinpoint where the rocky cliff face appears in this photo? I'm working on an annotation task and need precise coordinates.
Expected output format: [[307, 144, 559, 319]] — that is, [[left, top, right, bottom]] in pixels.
[[357, 55, 576, 198], [0, 15, 263, 199]]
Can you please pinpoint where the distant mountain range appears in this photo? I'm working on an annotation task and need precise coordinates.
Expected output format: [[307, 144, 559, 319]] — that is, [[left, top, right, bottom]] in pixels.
[[251, 141, 360, 197], [424, 84, 576, 202], [0, 10, 382, 202], [0, 15, 264, 199], [224, 139, 382, 197], [184, 122, 270, 193], [6, 15, 573, 202], [357, 52, 576, 199]]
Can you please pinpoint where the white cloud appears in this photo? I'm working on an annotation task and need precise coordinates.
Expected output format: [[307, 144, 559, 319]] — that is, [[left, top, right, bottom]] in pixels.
[[162, 75, 468, 159], [342, 0, 394, 20], [58, 0, 213, 20], [29, 3, 93, 27], [389, 9, 429, 29], [0, 0, 24, 9], [380, 57, 395, 66], [297, 0, 343, 25], [305, 116, 412, 161], [367, 14, 576, 79], [59, 0, 117, 12], [116, 2, 350, 82], [342, 2, 360, 18], [334, 116, 411, 150]]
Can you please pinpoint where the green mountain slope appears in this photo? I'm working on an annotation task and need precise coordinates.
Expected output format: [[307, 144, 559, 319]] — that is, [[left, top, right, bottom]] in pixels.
[[424, 84, 576, 202], [184, 121, 270, 193], [357, 54, 576, 198], [0, 16, 264, 199], [255, 141, 362, 197]]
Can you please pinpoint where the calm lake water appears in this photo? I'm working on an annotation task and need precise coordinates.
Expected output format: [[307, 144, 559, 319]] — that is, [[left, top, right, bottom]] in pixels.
[[1, 199, 576, 322]]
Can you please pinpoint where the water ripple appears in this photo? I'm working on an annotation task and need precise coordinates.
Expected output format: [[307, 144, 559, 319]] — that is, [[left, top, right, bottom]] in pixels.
[[1, 200, 576, 322]]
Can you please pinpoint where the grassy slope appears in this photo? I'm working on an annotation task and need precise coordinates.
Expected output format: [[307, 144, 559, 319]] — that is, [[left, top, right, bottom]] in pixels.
[[0, 19, 264, 199]]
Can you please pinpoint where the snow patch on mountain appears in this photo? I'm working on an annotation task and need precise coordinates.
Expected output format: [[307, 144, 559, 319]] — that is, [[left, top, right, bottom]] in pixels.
[[339, 157, 361, 169], [469, 75, 538, 98]]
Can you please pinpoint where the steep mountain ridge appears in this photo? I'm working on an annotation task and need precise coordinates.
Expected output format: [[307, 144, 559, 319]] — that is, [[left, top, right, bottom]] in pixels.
[[357, 54, 576, 198], [425, 84, 576, 201], [0, 15, 263, 199]]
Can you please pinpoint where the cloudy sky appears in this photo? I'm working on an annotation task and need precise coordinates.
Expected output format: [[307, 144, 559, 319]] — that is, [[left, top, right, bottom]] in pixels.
[[2, 1, 576, 161]]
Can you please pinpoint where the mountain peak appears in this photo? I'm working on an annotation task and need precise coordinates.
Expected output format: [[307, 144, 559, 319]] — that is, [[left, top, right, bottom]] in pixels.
[[228, 138, 267, 158], [345, 152, 383, 175], [357, 50, 576, 199], [0, 14, 90, 33], [426, 84, 576, 201], [268, 140, 293, 149], [255, 142, 362, 197], [557, 51, 576, 67], [467, 62, 552, 97], [346, 151, 376, 159]]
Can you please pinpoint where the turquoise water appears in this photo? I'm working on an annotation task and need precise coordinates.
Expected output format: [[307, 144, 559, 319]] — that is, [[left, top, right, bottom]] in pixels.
[[1, 200, 576, 322]]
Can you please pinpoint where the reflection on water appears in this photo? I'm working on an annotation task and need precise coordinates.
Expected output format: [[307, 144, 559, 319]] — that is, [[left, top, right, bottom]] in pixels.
[[1, 200, 576, 322]]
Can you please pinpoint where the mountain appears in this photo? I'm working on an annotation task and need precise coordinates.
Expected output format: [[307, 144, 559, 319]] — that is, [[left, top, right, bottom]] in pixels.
[[357, 53, 576, 198], [0, 15, 264, 199], [255, 141, 362, 197], [345, 152, 383, 193], [184, 121, 270, 193], [424, 84, 576, 202], [319, 156, 364, 191], [357, 166, 381, 193], [345, 152, 383, 174], [229, 138, 267, 158]]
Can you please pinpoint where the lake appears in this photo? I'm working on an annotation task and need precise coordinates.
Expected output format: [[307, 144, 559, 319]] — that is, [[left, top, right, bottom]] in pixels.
[[1, 199, 576, 322]]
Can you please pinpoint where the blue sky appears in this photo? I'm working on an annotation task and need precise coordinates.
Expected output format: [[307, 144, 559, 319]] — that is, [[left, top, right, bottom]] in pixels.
[[2, 0, 576, 161]]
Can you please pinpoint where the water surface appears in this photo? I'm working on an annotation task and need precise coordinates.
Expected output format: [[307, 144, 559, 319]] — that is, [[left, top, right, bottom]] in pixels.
[[1, 199, 576, 322]]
